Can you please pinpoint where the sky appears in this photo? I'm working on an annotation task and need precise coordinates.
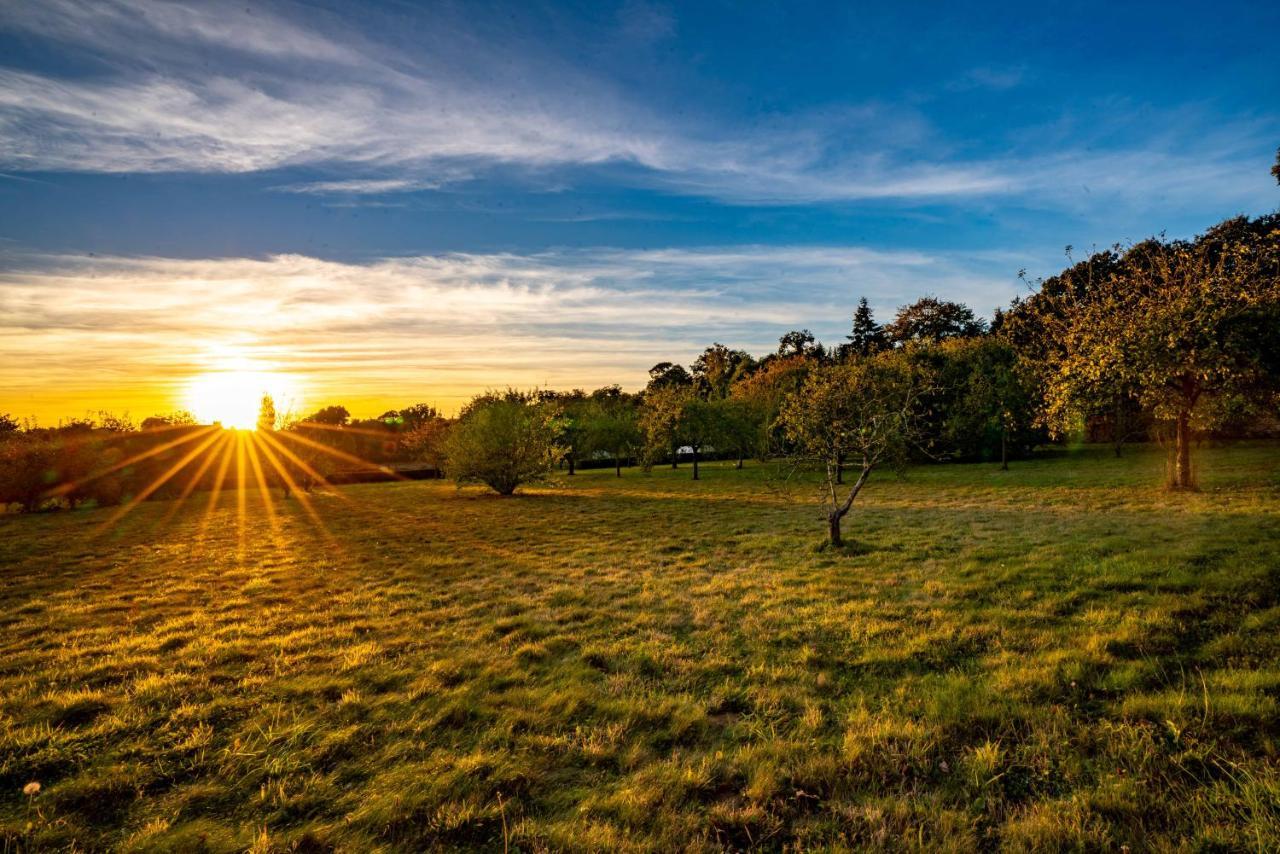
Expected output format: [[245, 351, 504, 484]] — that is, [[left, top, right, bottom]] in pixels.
[[1, 0, 1277, 423]]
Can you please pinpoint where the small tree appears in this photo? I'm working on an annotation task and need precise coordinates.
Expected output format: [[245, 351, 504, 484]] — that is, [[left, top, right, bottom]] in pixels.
[[443, 390, 561, 495], [582, 399, 642, 477], [640, 384, 692, 470], [257, 394, 278, 433], [778, 353, 923, 547], [679, 397, 724, 481]]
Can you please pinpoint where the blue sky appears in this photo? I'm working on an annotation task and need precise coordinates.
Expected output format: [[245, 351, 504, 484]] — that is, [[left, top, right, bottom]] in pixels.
[[0, 0, 1277, 420]]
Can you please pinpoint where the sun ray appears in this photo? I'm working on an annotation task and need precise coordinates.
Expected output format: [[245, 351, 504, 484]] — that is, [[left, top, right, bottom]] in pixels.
[[292, 421, 409, 440], [45, 425, 220, 499], [95, 428, 227, 534], [252, 431, 334, 541], [274, 429, 409, 481], [243, 429, 281, 541], [199, 433, 237, 542], [235, 431, 248, 563], [255, 430, 349, 504], [160, 430, 233, 529]]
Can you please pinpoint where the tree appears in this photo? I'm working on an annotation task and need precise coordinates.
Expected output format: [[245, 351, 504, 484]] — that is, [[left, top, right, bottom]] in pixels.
[[0, 413, 19, 434], [140, 411, 196, 431], [639, 384, 692, 470], [778, 353, 923, 547], [846, 297, 887, 357], [1273, 146, 1280, 185], [1047, 216, 1280, 489], [885, 297, 987, 345], [582, 397, 642, 476], [539, 389, 588, 475], [691, 343, 754, 399], [382, 403, 440, 429], [939, 338, 1035, 470], [257, 395, 278, 433], [715, 397, 765, 469], [305, 405, 350, 426], [646, 362, 693, 390], [777, 329, 823, 359], [679, 397, 724, 480], [442, 390, 561, 495]]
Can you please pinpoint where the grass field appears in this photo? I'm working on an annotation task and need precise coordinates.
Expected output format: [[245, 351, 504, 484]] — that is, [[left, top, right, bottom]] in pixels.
[[2, 442, 1279, 852]]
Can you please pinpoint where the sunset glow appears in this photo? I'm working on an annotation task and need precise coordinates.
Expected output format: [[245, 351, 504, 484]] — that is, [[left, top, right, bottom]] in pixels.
[[185, 369, 302, 430]]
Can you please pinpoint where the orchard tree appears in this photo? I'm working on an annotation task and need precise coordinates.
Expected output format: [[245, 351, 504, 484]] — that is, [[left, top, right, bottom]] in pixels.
[[679, 397, 724, 480], [779, 353, 923, 547], [443, 390, 561, 495], [640, 384, 691, 469], [715, 397, 765, 469], [583, 397, 642, 477], [539, 389, 588, 475], [1049, 215, 1280, 489]]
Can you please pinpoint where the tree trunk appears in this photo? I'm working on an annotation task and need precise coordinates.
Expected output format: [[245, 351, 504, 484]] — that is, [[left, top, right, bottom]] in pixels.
[[671, 443, 678, 469], [827, 509, 844, 547], [1174, 410, 1193, 489], [1000, 426, 1008, 471], [615, 456, 622, 477], [692, 445, 699, 480], [736, 453, 743, 470], [1113, 399, 1125, 457], [836, 452, 844, 484], [567, 456, 575, 476]]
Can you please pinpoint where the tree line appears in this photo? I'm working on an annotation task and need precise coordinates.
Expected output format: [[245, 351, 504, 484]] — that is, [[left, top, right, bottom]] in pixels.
[[2, 206, 1278, 541]]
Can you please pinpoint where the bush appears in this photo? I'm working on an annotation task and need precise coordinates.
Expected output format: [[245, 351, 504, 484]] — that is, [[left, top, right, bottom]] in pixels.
[[443, 391, 561, 495]]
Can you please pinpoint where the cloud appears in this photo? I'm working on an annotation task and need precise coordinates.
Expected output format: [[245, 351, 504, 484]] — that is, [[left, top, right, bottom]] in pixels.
[[272, 177, 468, 195], [2, 0, 1271, 210], [0, 246, 1026, 419]]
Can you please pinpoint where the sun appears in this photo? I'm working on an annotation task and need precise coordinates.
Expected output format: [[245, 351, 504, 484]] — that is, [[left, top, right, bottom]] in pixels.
[[184, 370, 300, 430]]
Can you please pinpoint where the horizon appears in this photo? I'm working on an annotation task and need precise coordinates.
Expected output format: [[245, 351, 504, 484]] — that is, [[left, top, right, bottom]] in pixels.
[[2, 0, 1278, 425]]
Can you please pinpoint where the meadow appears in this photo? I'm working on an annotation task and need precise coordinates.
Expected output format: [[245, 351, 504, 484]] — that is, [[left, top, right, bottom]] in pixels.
[[2, 442, 1279, 852]]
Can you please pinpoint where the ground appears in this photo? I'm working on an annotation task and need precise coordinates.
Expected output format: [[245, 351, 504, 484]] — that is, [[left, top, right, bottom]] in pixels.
[[1, 443, 1279, 852]]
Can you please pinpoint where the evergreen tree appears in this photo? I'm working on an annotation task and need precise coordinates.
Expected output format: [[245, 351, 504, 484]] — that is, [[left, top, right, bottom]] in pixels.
[[847, 297, 887, 356]]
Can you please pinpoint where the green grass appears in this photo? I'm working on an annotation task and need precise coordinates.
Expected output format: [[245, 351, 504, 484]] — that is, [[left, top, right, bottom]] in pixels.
[[2, 442, 1279, 851]]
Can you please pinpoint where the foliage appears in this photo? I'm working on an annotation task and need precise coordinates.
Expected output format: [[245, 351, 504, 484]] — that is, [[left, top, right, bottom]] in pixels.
[[303, 405, 351, 426], [443, 390, 561, 494], [843, 296, 888, 358], [580, 395, 642, 476], [778, 351, 924, 545], [1044, 215, 1280, 487], [257, 395, 278, 433], [690, 343, 754, 399], [885, 296, 987, 345]]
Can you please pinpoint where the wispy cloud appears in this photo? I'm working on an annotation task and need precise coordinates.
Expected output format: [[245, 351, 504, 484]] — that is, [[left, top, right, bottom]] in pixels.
[[272, 177, 467, 195], [1, 0, 1270, 209], [0, 246, 1026, 419]]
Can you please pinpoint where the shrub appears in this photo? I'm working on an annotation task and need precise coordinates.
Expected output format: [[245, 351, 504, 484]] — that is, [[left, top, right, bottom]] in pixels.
[[443, 390, 561, 495]]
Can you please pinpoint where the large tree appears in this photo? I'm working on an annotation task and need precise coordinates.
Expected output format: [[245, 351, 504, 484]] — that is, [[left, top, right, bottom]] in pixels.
[[778, 353, 923, 547], [691, 343, 754, 399], [1048, 215, 1280, 488], [885, 297, 987, 345]]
